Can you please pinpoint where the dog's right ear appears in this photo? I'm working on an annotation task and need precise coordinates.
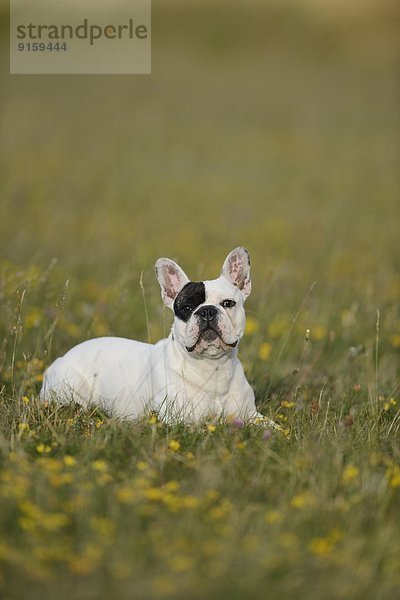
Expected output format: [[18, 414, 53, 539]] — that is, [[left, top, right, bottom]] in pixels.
[[155, 258, 190, 309]]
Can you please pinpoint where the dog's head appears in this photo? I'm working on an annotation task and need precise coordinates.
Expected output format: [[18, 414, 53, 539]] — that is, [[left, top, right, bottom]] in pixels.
[[155, 247, 251, 359]]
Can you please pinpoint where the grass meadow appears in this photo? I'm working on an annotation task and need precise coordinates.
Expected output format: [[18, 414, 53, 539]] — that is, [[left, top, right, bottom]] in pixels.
[[0, 1, 399, 598]]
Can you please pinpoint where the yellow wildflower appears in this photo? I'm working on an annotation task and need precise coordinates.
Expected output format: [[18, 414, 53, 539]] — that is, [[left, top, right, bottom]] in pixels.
[[313, 325, 327, 340], [36, 443, 51, 454], [390, 473, 400, 488], [290, 492, 315, 509], [281, 400, 295, 408], [309, 529, 342, 557], [386, 465, 400, 488], [258, 342, 272, 361], [181, 495, 199, 509], [342, 465, 359, 484], [265, 510, 282, 524], [245, 316, 260, 335], [143, 487, 164, 501], [116, 487, 136, 503], [163, 480, 179, 493], [65, 322, 81, 338], [64, 455, 76, 467], [390, 334, 400, 348], [96, 473, 112, 485], [49, 473, 73, 487], [309, 537, 333, 556], [41, 512, 70, 531], [40, 458, 62, 473], [206, 489, 220, 501], [25, 307, 42, 329], [384, 398, 397, 411], [168, 440, 181, 452], [136, 460, 149, 471], [209, 499, 232, 520], [91, 459, 107, 472]]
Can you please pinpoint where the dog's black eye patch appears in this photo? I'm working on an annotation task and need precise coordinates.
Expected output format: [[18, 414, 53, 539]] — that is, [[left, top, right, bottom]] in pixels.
[[174, 282, 206, 322]]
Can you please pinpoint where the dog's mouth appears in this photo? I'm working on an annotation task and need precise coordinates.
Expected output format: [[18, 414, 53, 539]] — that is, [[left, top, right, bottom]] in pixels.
[[186, 326, 238, 353]]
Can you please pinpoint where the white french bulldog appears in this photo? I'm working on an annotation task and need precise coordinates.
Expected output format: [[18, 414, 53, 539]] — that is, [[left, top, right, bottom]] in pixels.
[[40, 247, 263, 424]]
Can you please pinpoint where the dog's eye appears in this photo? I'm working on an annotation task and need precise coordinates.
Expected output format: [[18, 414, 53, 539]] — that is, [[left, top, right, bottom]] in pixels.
[[182, 305, 193, 314], [221, 299, 236, 309]]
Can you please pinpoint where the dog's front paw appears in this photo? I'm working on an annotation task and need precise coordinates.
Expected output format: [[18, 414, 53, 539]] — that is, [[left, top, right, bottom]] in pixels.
[[249, 412, 278, 429]]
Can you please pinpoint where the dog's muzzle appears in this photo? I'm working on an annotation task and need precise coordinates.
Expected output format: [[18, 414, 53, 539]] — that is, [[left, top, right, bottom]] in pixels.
[[185, 305, 238, 352]]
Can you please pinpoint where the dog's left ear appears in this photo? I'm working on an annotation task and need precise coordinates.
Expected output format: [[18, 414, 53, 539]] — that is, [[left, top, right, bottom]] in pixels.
[[221, 247, 251, 300], [155, 258, 190, 309]]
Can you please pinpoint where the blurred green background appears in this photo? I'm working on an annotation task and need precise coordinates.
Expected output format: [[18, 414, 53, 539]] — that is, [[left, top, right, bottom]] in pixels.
[[0, 0, 399, 378]]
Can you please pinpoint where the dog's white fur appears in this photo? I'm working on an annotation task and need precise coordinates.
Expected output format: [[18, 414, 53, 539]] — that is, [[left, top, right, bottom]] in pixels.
[[40, 247, 262, 424]]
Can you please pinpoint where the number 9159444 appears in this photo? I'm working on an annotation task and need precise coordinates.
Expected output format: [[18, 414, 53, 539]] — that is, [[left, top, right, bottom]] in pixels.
[[18, 42, 67, 51]]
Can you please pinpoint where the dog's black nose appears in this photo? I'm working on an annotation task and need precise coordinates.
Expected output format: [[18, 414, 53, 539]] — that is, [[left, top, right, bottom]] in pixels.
[[196, 305, 218, 322]]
